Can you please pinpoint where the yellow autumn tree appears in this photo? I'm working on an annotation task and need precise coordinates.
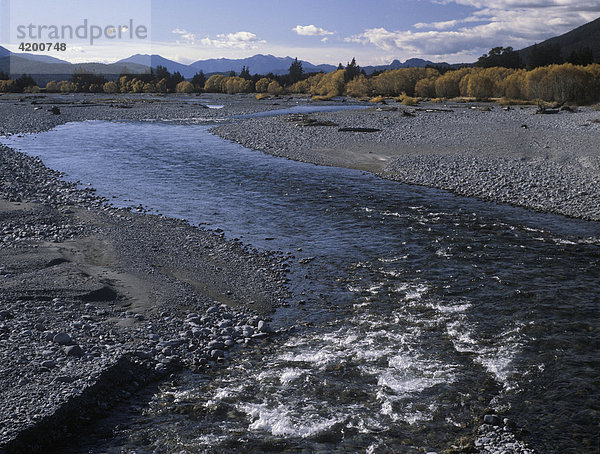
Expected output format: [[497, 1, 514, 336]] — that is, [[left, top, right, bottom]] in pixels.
[[345, 74, 371, 97]]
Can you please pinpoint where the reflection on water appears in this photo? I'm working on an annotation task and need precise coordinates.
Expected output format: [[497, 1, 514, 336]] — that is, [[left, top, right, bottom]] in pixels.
[[2, 121, 599, 453]]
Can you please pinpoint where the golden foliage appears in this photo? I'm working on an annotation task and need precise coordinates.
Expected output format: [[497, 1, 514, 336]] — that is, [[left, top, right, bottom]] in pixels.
[[345, 74, 371, 97], [102, 81, 118, 93], [255, 78, 272, 93], [267, 80, 284, 95], [310, 70, 345, 97], [204, 74, 227, 93]]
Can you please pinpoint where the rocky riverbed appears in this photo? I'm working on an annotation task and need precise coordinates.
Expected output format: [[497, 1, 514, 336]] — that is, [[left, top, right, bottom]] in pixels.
[[0, 93, 295, 452], [212, 102, 600, 221], [1, 92, 591, 453]]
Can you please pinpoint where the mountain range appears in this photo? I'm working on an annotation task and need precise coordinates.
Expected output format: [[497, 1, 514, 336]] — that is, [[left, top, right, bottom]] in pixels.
[[1, 17, 598, 84]]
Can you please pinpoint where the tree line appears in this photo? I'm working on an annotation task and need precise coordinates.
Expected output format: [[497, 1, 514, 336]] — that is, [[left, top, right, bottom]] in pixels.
[[1, 52, 599, 104]]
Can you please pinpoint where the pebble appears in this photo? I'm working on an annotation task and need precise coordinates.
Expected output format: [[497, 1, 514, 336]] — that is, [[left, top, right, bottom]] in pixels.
[[52, 332, 72, 345]]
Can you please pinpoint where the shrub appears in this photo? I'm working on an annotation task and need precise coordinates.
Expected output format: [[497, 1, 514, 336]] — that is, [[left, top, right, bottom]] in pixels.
[[414, 78, 436, 98], [310, 70, 345, 97], [345, 74, 370, 97], [143, 82, 156, 93], [176, 81, 194, 93], [435, 68, 469, 98], [255, 77, 272, 93], [369, 95, 386, 103], [103, 81, 118, 93], [204, 74, 227, 93], [58, 81, 75, 92], [267, 80, 284, 95], [466, 73, 495, 99], [46, 81, 60, 92]]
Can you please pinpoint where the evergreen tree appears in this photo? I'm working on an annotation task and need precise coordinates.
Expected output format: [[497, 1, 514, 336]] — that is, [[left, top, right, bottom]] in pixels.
[[527, 43, 563, 69], [567, 47, 594, 66], [155, 65, 171, 81], [476, 47, 523, 69], [191, 71, 206, 88], [288, 57, 303, 84], [344, 57, 361, 82], [239, 66, 252, 80]]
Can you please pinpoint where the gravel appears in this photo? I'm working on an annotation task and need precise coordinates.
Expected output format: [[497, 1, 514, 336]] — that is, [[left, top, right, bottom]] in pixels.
[[0, 93, 297, 452], [1, 93, 580, 453], [212, 101, 600, 221]]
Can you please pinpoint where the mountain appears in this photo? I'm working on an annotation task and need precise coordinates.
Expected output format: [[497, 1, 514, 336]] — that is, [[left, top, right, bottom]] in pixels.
[[362, 58, 450, 74], [517, 17, 600, 62], [117, 54, 196, 78], [188, 54, 336, 75]]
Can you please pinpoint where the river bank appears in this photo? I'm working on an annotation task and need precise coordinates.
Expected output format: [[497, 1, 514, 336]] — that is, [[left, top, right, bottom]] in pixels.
[[212, 101, 600, 221], [0, 93, 293, 451]]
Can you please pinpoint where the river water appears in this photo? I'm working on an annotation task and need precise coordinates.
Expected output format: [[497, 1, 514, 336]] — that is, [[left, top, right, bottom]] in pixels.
[[2, 121, 599, 453]]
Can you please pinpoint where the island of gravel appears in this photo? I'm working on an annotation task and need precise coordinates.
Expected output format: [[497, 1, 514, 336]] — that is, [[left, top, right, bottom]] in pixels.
[[1, 92, 593, 453]]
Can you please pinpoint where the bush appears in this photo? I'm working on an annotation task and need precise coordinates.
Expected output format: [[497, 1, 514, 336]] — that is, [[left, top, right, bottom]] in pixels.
[[176, 81, 194, 93], [310, 70, 345, 97], [255, 78, 272, 93], [369, 95, 386, 103], [204, 74, 227, 93], [103, 81, 118, 93], [45, 81, 60, 93], [414, 78, 436, 98], [58, 81, 75, 92], [345, 74, 370, 97], [267, 80, 284, 95]]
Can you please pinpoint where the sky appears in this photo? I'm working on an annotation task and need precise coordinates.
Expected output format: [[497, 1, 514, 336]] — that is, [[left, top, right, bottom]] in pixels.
[[1, 0, 599, 66]]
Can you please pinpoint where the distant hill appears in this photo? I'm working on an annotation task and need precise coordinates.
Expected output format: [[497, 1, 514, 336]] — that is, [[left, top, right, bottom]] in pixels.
[[518, 17, 600, 63], [117, 54, 197, 78], [362, 58, 449, 74], [188, 54, 336, 76]]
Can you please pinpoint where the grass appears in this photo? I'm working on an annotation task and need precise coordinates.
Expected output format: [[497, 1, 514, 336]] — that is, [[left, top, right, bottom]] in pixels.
[[311, 95, 335, 101], [256, 93, 270, 100], [497, 97, 535, 106], [369, 95, 387, 103]]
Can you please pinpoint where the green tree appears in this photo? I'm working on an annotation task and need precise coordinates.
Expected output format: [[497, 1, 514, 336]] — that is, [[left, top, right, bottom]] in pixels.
[[239, 66, 251, 80], [289, 57, 303, 84], [191, 71, 206, 89], [344, 57, 361, 82], [155, 65, 171, 81], [477, 47, 523, 69], [527, 43, 563, 69], [567, 47, 594, 66]]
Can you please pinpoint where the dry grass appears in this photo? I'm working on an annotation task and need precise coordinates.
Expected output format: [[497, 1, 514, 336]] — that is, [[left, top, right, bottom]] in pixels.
[[311, 95, 335, 101], [497, 97, 535, 106], [450, 96, 477, 103], [255, 93, 270, 100], [369, 95, 387, 103]]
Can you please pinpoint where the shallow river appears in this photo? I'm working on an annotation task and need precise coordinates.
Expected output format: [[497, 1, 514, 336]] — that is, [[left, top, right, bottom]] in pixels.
[[2, 121, 599, 453]]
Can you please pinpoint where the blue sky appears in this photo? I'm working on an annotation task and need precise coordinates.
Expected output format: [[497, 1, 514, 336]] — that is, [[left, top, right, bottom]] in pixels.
[[2, 0, 599, 65]]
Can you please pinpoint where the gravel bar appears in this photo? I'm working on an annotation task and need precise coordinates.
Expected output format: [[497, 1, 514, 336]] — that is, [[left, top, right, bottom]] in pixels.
[[212, 101, 600, 221]]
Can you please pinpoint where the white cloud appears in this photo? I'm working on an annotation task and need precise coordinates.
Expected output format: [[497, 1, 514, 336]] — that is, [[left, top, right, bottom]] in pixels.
[[199, 31, 265, 49], [172, 30, 265, 49], [414, 19, 459, 30], [347, 1, 600, 61], [292, 25, 334, 36], [172, 28, 197, 44]]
